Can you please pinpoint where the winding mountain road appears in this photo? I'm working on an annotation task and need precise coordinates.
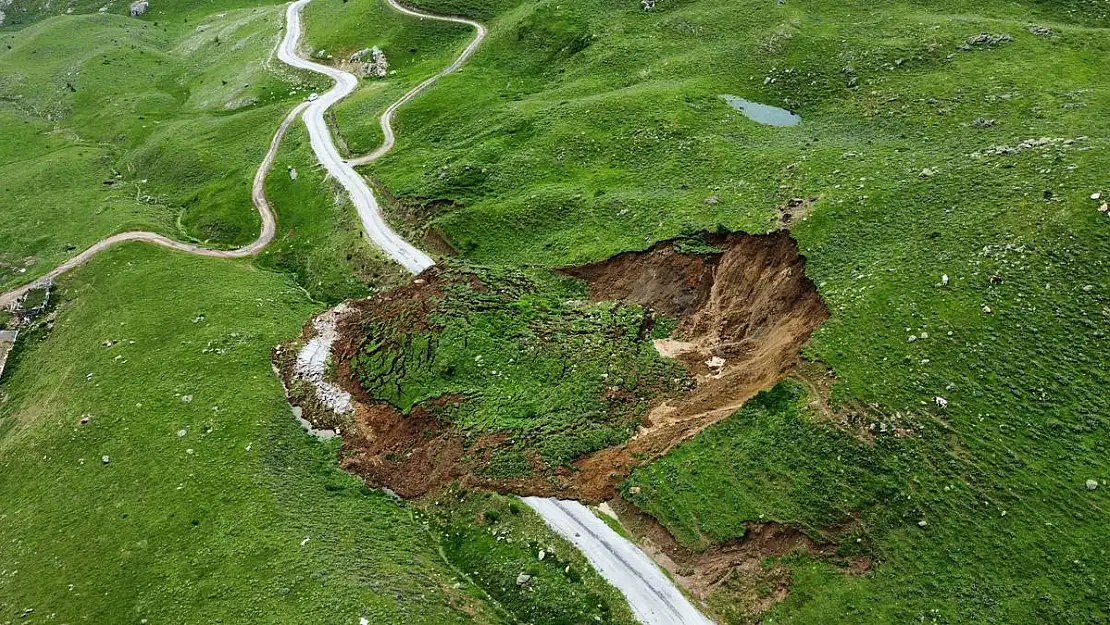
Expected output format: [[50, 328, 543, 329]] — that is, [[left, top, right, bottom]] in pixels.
[[0, 3, 714, 623], [1, 0, 477, 306], [0, 100, 305, 310], [347, 0, 486, 166]]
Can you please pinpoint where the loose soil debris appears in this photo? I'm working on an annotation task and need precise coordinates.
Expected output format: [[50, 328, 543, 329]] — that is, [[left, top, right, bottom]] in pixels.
[[276, 231, 828, 502], [776, 196, 818, 228], [606, 496, 869, 620]]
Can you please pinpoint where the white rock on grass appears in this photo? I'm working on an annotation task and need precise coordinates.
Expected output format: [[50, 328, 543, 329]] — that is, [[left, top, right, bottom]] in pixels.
[[1087, 479, 1099, 491]]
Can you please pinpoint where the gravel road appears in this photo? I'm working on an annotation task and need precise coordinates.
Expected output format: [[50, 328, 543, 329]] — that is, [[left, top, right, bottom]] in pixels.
[[0, 6, 714, 623], [523, 497, 716, 625]]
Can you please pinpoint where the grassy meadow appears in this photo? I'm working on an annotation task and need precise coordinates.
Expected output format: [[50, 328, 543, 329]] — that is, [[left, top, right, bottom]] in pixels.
[[337, 0, 1109, 622], [3, 0, 1110, 622], [0, 2, 329, 287], [0, 244, 498, 624]]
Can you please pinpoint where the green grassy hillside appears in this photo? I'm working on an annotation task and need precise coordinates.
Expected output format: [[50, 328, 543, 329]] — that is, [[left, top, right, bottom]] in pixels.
[[0, 244, 495, 624], [3, 0, 1109, 621], [303, 0, 474, 154], [333, 0, 1110, 622], [0, 2, 644, 621], [0, 5, 327, 288]]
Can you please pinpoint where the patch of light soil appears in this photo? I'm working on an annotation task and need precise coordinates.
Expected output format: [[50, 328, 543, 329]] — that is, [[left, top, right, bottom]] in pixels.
[[293, 303, 354, 415], [652, 338, 698, 359]]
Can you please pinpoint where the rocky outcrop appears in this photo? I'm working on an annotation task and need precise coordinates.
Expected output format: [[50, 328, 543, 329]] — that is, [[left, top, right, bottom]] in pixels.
[[342, 45, 389, 79]]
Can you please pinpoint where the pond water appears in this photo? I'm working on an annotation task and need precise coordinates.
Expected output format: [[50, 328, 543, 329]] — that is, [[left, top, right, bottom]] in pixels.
[[720, 94, 801, 127]]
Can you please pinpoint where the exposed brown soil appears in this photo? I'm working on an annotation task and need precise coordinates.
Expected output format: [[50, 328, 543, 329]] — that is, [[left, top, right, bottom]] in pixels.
[[607, 496, 869, 620], [276, 230, 845, 618], [280, 230, 827, 502], [776, 196, 818, 228], [544, 231, 829, 501]]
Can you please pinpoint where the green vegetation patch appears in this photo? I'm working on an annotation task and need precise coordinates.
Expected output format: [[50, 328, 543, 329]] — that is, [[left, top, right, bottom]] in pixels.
[[426, 487, 638, 625], [0, 244, 495, 623], [625, 381, 894, 551], [0, 7, 329, 288], [351, 262, 687, 470]]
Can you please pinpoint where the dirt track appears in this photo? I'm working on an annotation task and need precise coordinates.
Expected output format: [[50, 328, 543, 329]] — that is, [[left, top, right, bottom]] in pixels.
[[1, 0, 487, 306], [347, 0, 486, 166], [0, 100, 304, 310]]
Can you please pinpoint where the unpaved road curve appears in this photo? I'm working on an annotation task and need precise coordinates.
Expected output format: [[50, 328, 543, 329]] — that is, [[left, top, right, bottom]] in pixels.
[[524, 497, 716, 625], [1, 3, 711, 623], [346, 0, 486, 166], [278, 0, 438, 273], [1, 0, 470, 307], [0, 100, 307, 310]]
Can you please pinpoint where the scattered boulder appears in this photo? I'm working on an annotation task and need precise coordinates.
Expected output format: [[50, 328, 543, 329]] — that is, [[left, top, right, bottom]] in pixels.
[[961, 33, 1013, 50], [344, 46, 389, 79], [515, 572, 532, 586], [1087, 479, 1099, 491], [129, 0, 148, 16], [101, 455, 110, 464], [1027, 24, 1054, 37], [641, 0, 655, 10]]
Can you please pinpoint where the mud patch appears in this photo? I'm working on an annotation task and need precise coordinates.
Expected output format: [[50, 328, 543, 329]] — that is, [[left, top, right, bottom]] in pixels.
[[606, 496, 868, 620], [777, 196, 818, 228], [551, 231, 829, 500], [276, 230, 827, 502]]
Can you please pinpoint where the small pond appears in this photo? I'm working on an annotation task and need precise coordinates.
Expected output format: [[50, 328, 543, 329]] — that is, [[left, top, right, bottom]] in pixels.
[[720, 94, 801, 127]]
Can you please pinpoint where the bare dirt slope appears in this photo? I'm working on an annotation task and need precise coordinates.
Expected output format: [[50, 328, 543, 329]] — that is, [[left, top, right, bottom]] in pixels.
[[282, 231, 827, 502], [557, 232, 829, 500]]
